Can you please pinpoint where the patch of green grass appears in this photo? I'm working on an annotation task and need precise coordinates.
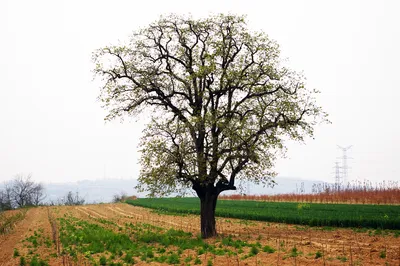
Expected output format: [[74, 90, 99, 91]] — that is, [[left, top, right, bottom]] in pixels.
[[44, 238, 52, 248], [123, 253, 135, 264], [25, 234, 40, 248], [237, 219, 256, 226], [99, 256, 107, 265], [221, 235, 252, 249], [161, 255, 171, 263], [184, 255, 193, 263], [315, 250, 323, 259], [380, 250, 386, 258], [19, 256, 26, 266], [13, 248, 20, 257], [166, 253, 180, 264], [288, 247, 302, 258], [352, 227, 368, 233], [337, 256, 348, 262], [29, 255, 48, 266], [294, 225, 308, 231], [197, 248, 205, 255], [157, 247, 166, 254], [194, 257, 202, 265], [250, 246, 259, 256], [263, 245, 275, 253], [57, 214, 286, 264]]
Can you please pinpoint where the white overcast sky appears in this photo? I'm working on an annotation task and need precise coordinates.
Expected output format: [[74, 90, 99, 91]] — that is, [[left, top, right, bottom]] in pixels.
[[0, 0, 399, 185]]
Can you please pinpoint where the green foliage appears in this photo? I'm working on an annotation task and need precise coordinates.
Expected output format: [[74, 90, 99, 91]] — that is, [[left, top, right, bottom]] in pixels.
[[19, 256, 26, 266], [56, 213, 279, 264], [126, 198, 400, 229], [194, 257, 202, 265], [123, 253, 135, 264], [99, 256, 107, 265], [250, 246, 259, 255], [13, 248, 20, 257], [379, 250, 386, 258], [166, 253, 180, 264], [93, 13, 328, 198], [289, 247, 301, 257], [29, 256, 48, 266], [241, 245, 260, 260], [197, 248, 205, 255], [263, 245, 275, 253], [44, 237, 52, 248], [315, 250, 323, 259], [23, 228, 52, 255], [184, 255, 193, 263]]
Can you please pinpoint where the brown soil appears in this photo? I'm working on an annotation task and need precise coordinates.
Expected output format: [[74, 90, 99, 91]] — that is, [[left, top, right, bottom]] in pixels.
[[1, 204, 399, 265], [0, 207, 62, 266]]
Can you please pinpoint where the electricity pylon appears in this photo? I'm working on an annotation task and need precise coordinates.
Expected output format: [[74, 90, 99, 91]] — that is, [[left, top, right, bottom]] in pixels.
[[337, 145, 352, 185]]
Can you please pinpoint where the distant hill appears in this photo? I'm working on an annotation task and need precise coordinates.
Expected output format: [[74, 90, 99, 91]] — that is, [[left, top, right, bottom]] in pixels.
[[41, 177, 326, 203], [0, 177, 326, 204], [43, 178, 139, 204]]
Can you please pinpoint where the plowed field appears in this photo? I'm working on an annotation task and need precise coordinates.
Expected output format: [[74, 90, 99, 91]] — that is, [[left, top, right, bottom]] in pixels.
[[1, 203, 399, 265]]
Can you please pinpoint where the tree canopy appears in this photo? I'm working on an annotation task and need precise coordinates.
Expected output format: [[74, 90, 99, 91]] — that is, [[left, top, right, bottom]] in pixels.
[[93, 14, 328, 238], [0, 174, 45, 210]]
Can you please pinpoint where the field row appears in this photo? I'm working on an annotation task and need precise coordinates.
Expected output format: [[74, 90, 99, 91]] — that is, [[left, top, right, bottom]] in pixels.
[[126, 197, 400, 230]]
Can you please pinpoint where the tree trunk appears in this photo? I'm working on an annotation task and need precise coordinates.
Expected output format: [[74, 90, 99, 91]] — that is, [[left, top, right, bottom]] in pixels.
[[200, 192, 218, 238]]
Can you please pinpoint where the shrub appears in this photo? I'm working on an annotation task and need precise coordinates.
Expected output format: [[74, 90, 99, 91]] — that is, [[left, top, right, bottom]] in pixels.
[[263, 245, 275, 253], [315, 250, 323, 259]]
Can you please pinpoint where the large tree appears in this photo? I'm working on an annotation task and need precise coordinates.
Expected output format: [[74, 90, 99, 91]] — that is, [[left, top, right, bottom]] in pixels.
[[93, 14, 327, 238]]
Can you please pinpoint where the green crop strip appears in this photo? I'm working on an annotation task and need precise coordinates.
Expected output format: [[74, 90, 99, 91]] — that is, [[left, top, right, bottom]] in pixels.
[[19, 228, 52, 265], [126, 198, 400, 230], [57, 215, 272, 264]]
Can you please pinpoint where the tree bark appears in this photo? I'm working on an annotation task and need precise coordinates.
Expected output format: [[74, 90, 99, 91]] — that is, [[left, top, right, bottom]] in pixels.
[[200, 192, 218, 238]]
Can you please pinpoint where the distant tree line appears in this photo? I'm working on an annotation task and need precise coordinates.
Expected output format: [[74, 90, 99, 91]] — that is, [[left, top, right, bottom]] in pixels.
[[1, 175, 133, 211], [0, 174, 45, 211], [47, 191, 85, 206], [112, 191, 128, 203], [0, 174, 90, 211]]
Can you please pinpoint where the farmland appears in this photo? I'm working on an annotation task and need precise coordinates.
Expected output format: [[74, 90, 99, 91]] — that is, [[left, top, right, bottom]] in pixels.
[[220, 181, 400, 205], [0, 203, 399, 265], [126, 198, 400, 230]]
